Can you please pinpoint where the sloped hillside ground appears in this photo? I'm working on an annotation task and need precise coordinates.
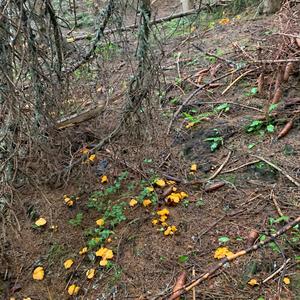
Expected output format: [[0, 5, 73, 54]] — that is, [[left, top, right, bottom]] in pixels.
[[1, 2, 300, 300]]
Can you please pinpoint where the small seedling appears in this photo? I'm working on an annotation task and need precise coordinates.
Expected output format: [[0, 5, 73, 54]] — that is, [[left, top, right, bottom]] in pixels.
[[246, 120, 263, 133], [178, 255, 189, 263], [182, 199, 190, 207], [143, 158, 153, 164], [196, 199, 205, 207], [244, 87, 258, 97], [214, 103, 230, 113], [218, 236, 230, 243], [205, 136, 223, 152]]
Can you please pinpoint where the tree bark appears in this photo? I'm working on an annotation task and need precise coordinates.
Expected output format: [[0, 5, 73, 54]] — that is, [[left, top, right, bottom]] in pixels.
[[0, 1, 14, 210], [181, 0, 194, 12], [263, 0, 282, 14]]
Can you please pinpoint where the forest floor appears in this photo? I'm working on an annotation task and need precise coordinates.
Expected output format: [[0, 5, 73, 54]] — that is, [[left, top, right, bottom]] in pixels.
[[2, 2, 300, 300]]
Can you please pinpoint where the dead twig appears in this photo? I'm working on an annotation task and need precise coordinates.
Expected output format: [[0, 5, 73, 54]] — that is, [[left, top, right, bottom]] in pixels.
[[270, 190, 284, 217], [262, 258, 291, 284], [252, 155, 300, 187], [221, 160, 260, 174], [192, 267, 196, 300], [207, 150, 232, 181], [221, 69, 257, 95]]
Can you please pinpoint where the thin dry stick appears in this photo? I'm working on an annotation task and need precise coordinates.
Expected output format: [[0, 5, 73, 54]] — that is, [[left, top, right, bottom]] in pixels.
[[273, 32, 300, 39], [221, 160, 260, 174], [251, 58, 300, 64], [192, 267, 196, 300], [271, 190, 284, 217], [159, 216, 300, 299], [221, 69, 257, 95], [252, 155, 300, 187], [198, 215, 226, 238], [262, 258, 291, 284], [207, 150, 232, 181], [167, 69, 239, 134]]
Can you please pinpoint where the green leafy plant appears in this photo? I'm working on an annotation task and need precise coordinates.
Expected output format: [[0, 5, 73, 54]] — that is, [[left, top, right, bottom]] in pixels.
[[183, 111, 213, 127], [269, 215, 289, 225], [182, 199, 190, 207], [108, 262, 123, 286], [46, 243, 66, 265], [196, 199, 205, 207], [86, 228, 113, 249], [137, 185, 158, 204], [244, 87, 258, 97], [68, 213, 83, 226], [74, 65, 94, 81], [268, 103, 279, 113], [87, 172, 128, 211], [245, 119, 276, 135], [214, 103, 230, 113], [248, 143, 256, 149], [104, 203, 127, 227], [143, 158, 153, 164], [246, 120, 264, 133], [205, 130, 223, 152], [259, 234, 280, 253]]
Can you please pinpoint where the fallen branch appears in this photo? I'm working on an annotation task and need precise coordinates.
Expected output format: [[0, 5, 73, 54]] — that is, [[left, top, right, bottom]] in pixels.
[[157, 216, 300, 299], [252, 155, 300, 187], [69, 8, 203, 42], [221, 160, 260, 174], [55, 91, 124, 129]]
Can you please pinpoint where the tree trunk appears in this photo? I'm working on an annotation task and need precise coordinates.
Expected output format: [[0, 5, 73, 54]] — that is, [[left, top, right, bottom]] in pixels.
[[0, 2, 14, 210], [263, 0, 282, 14], [181, 0, 194, 12]]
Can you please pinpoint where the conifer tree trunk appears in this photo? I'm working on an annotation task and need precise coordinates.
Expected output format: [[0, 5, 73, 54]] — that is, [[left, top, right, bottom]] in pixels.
[[0, 2, 14, 210], [181, 0, 194, 12]]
